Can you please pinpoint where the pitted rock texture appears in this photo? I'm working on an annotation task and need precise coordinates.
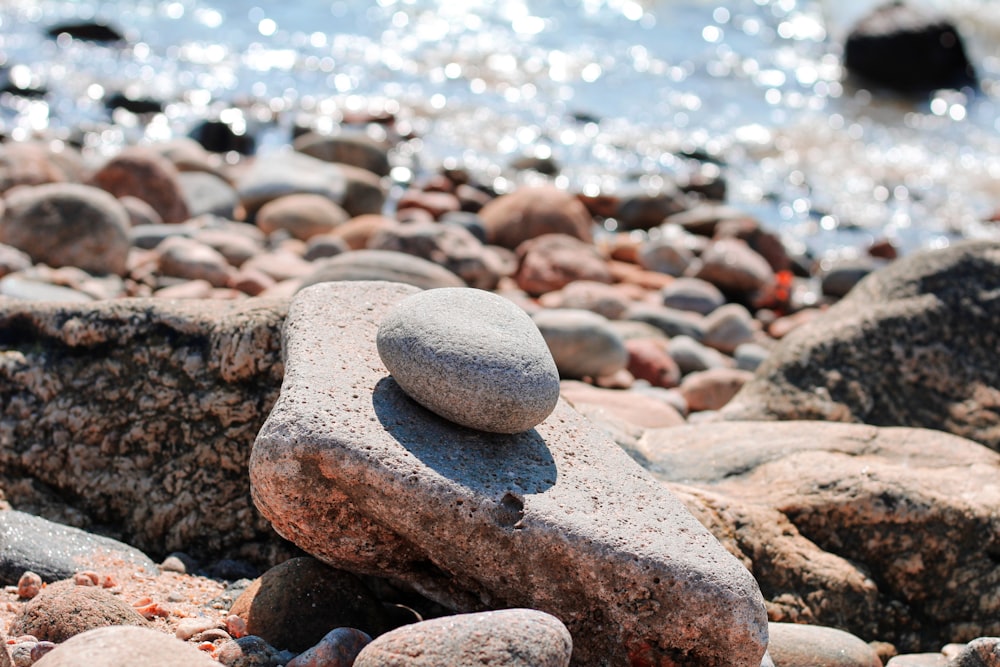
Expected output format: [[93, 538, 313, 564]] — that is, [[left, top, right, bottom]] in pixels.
[[640, 420, 1000, 652], [250, 281, 768, 667], [722, 240, 1000, 451], [0, 296, 288, 563], [377, 288, 560, 433]]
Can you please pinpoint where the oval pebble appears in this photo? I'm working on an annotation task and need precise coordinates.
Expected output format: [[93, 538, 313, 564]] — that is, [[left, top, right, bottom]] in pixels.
[[353, 609, 572, 667], [377, 288, 560, 434]]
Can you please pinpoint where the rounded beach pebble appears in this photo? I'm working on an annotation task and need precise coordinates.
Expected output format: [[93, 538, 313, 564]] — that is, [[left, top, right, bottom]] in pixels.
[[376, 287, 560, 433]]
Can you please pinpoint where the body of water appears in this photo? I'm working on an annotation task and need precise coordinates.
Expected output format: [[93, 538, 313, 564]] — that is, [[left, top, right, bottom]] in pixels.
[[1, 0, 1000, 262]]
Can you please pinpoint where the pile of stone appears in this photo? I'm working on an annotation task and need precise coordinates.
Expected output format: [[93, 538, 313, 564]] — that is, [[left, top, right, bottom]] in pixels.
[[0, 121, 998, 666]]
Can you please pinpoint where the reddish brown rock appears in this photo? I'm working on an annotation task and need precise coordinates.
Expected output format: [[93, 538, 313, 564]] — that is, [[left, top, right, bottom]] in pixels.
[[90, 146, 190, 224], [329, 214, 397, 250], [156, 236, 234, 287], [480, 185, 593, 249], [0, 296, 287, 561], [538, 280, 632, 320], [396, 189, 461, 220], [0, 183, 131, 276], [255, 193, 350, 241], [10, 580, 148, 642], [714, 218, 791, 273], [694, 238, 775, 295], [641, 420, 1000, 651], [680, 367, 754, 412], [626, 337, 683, 388], [560, 379, 684, 428], [153, 279, 215, 299], [514, 233, 612, 297], [241, 249, 314, 282]]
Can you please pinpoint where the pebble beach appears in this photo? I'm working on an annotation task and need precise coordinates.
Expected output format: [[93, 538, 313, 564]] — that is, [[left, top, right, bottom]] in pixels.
[[0, 1, 999, 666]]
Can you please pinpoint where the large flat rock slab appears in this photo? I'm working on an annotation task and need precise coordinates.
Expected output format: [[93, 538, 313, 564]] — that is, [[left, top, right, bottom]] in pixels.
[[0, 296, 288, 563], [250, 281, 768, 667], [639, 420, 1000, 652]]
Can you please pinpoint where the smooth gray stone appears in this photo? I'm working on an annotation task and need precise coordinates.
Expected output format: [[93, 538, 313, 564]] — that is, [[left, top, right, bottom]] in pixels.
[[668, 335, 730, 375], [354, 609, 572, 667], [178, 171, 239, 219], [250, 281, 768, 666], [626, 303, 706, 341], [130, 223, 195, 250], [0, 510, 157, 584], [377, 288, 559, 433], [531, 308, 628, 380], [235, 150, 348, 215], [660, 277, 725, 315], [299, 249, 465, 291]]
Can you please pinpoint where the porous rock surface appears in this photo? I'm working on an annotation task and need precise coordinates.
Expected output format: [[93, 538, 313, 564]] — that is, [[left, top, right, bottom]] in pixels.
[[10, 580, 149, 642], [0, 296, 287, 563], [377, 288, 560, 433], [250, 281, 768, 667], [639, 420, 1000, 651], [722, 240, 1000, 451]]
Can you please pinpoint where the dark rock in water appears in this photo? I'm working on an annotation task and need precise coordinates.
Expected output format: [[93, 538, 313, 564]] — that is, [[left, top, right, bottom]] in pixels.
[[723, 240, 1000, 451], [0, 66, 46, 99], [191, 118, 257, 155], [844, 2, 977, 92], [293, 131, 390, 177], [45, 20, 125, 43], [614, 185, 688, 231], [0, 511, 157, 584], [509, 154, 560, 176], [104, 92, 163, 115]]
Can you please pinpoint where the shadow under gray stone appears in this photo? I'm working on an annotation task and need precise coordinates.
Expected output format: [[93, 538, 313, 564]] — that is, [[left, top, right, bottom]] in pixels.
[[372, 375, 556, 500]]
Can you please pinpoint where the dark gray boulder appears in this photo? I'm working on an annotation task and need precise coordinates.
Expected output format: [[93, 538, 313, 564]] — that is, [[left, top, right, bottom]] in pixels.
[[722, 240, 1000, 451], [0, 510, 157, 584], [844, 2, 977, 92]]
